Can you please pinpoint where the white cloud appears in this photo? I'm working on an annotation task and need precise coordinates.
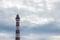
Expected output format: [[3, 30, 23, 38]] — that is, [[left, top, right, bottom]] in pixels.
[[21, 33, 41, 40], [21, 33, 60, 40], [49, 35, 60, 40], [21, 15, 55, 27], [0, 0, 54, 12], [23, 34, 39, 40], [0, 0, 60, 40], [0, 32, 60, 40], [0, 32, 14, 40], [32, 0, 42, 3], [0, 0, 60, 28]]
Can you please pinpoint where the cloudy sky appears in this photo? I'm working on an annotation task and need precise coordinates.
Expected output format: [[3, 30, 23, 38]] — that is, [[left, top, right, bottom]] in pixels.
[[0, 0, 60, 40]]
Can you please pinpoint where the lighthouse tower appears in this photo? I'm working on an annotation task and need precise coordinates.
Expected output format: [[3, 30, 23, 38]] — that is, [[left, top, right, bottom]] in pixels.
[[15, 14, 20, 40]]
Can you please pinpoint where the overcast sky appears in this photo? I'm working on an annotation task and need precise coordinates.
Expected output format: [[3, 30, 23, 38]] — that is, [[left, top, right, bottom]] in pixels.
[[0, 0, 60, 40]]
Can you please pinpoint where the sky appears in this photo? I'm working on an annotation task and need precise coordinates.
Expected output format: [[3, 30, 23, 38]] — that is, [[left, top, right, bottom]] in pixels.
[[0, 0, 60, 40]]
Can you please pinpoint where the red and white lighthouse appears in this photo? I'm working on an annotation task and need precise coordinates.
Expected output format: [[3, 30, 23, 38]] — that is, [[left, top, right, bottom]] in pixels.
[[15, 14, 20, 40]]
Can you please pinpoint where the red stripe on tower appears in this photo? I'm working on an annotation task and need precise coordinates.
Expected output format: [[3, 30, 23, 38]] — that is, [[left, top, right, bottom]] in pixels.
[[16, 22, 19, 26], [15, 14, 20, 40]]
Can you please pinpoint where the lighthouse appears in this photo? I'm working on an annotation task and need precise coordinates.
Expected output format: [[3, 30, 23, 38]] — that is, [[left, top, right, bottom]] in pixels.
[[15, 14, 20, 40]]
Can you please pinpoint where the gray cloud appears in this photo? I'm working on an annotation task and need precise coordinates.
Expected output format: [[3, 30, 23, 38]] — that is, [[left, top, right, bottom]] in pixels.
[[0, 0, 60, 40], [53, 2, 60, 10]]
